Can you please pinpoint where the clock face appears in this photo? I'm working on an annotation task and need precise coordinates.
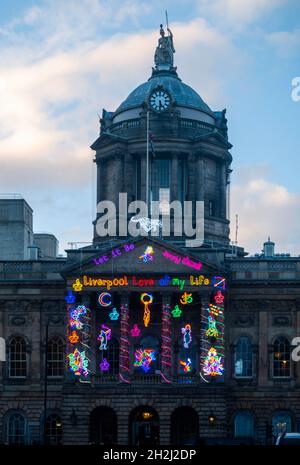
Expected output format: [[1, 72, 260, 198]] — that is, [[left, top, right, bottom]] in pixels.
[[149, 90, 171, 112]]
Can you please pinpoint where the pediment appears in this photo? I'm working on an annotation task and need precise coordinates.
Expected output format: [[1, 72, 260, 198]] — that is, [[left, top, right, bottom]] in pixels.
[[65, 237, 222, 277]]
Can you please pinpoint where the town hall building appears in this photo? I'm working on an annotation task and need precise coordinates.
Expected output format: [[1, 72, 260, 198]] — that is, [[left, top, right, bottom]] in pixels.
[[0, 26, 299, 446]]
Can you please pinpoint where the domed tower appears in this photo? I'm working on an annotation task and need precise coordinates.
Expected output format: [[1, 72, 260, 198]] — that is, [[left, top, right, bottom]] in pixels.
[[91, 25, 232, 260]]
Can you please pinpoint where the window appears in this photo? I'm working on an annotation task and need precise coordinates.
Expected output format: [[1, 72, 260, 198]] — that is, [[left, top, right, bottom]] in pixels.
[[7, 412, 26, 445], [47, 337, 64, 378], [234, 411, 254, 438], [272, 411, 292, 437], [8, 336, 27, 378], [151, 158, 170, 213], [134, 336, 160, 374], [45, 414, 62, 445], [99, 338, 119, 375], [234, 337, 253, 378], [273, 337, 291, 378]]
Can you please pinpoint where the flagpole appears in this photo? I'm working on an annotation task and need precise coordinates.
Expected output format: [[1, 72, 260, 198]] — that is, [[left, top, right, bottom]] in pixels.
[[146, 110, 149, 212]]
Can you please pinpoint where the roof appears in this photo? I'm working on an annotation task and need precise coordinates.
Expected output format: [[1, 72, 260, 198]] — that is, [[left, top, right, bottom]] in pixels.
[[114, 72, 213, 116]]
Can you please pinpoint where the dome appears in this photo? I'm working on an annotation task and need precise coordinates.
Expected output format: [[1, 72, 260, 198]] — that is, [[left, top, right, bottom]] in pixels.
[[114, 73, 212, 117]]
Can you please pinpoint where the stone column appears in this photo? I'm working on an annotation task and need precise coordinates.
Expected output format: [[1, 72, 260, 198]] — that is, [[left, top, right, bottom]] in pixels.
[[258, 311, 269, 386], [171, 154, 178, 201], [161, 294, 172, 384], [196, 155, 205, 202], [119, 293, 131, 384], [219, 164, 227, 218], [96, 159, 106, 204]]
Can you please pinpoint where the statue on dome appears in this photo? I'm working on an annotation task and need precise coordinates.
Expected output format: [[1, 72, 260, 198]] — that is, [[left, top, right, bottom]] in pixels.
[[154, 24, 175, 69]]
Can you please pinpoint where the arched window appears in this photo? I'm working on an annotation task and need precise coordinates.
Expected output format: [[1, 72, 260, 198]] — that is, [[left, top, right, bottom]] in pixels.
[[272, 411, 292, 437], [234, 337, 253, 378], [8, 336, 27, 378], [47, 336, 64, 378], [234, 411, 254, 438], [273, 337, 291, 378], [6, 412, 26, 445], [45, 414, 63, 445]]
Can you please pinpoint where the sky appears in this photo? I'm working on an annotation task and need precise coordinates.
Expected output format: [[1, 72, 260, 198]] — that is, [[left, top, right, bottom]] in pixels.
[[0, 0, 299, 256]]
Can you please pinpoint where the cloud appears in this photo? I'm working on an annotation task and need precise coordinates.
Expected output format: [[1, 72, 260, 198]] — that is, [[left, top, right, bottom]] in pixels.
[[266, 28, 300, 57], [197, 0, 289, 28], [231, 166, 300, 255]]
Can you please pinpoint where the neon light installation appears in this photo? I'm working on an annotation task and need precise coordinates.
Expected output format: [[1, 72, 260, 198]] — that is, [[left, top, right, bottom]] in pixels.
[[140, 293, 153, 328], [171, 305, 182, 318], [98, 292, 112, 307], [203, 347, 224, 376], [139, 246, 154, 263], [98, 324, 112, 350], [161, 303, 172, 383], [180, 292, 193, 305], [68, 349, 89, 377], [70, 305, 87, 330], [181, 324, 192, 348], [213, 276, 226, 290], [180, 358, 192, 373], [209, 304, 223, 317], [134, 348, 156, 373], [130, 324, 141, 337], [72, 279, 83, 292], [214, 290, 224, 304], [119, 303, 131, 383], [205, 316, 219, 338], [65, 291, 76, 304], [100, 358, 110, 372], [109, 307, 119, 320], [68, 330, 79, 344]]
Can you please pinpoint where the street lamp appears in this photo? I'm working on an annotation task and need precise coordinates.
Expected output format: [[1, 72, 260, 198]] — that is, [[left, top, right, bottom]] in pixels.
[[208, 412, 216, 426]]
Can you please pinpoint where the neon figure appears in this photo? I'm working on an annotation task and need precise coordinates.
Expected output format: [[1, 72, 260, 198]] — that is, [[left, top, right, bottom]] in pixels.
[[181, 324, 192, 348], [214, 290, 224, 304], [134, 348, 156, 373], [68, 330, 79, 344], [130, 324, 141, 337], [209, 304, 223, 317], [203, 347, 224, 377], [98, 292, 112, 307], [205, 316, 219, 338], [70, 305, 87, 330], [180, 292, 193, 305], [72, 279, 83, 292], [139, 246, 154, 263], [140, 293, 153, 327], [100, 358, 110, 372], [109, 307, 119, 320], [180, 358, 192, 373], [213, 276, 226, 290], [65, 291, 76, 304], [68, 349, 89, 376], [98, 324, 112, 350], [171, 305, 182, 318]]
